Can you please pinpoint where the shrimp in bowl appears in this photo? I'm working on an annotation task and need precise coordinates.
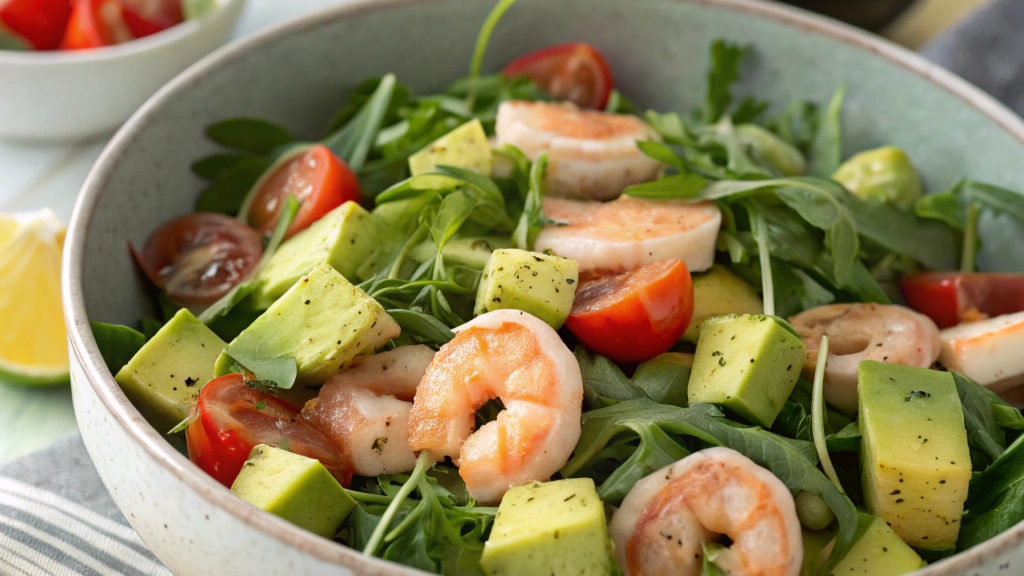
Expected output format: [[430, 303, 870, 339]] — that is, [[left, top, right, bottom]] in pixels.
[[609, 447, 803, 576], [407, 309, 584, 504]]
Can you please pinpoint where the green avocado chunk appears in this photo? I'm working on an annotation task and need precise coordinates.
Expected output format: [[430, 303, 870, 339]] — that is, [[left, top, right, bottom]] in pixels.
[[409, 236, 513, 270], [832, 146, 922, 211], [252, 201, 379, 309], [683, 265, 763, 342], [230, 445, 356, 539], [217, 263, 401, 386], [830, 514, 925, 575], [479, 478, 613, 576], [858, 361, 970, 550], [408, 119, 492, 177], [474, 248, 579, 330], [687, 314, 806, 427], [114, 309, 226, 433]]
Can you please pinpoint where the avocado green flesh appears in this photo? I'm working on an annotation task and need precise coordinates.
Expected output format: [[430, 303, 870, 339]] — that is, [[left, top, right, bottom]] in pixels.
[[480, 478, 613, 576], [683, 265, 763, 343], [830, 515, 924, 575], [687, 314, 806, 427], [409, 236, 512, 270], [230, 445, 356, 539], [252, 201, 379, 309], [408, 118, 492, 177], [114, 309, 226, 433], [858, 361, 970, 550], [217, 263, 401, 386], [474, 248, 579, 330]]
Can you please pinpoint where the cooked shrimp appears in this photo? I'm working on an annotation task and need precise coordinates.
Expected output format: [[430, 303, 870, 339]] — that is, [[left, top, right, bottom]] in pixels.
[[407, 309, 583, 503], [789, 303, 941, 413], [495, 100, 663, 200], [302, 345, 437, 477], [608, 447, 802, 576], [534, 195, 721, 275]]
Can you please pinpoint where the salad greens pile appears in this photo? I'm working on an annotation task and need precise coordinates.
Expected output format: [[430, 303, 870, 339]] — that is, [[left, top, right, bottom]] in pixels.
[[90, 1, 1024, 574]]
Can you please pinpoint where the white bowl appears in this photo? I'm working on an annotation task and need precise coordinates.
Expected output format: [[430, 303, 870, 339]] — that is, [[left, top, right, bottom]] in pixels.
[[0, 0, 245, 143], [63, 0, 1024, 574]]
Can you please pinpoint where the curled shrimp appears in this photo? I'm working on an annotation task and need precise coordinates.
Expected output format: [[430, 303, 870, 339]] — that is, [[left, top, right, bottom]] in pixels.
[[407, 309, 583, 503], [788, 303, 941, 413], [495, 100, 663, 200], [302, 345, 438, 477], [608, 447, 802, 576]]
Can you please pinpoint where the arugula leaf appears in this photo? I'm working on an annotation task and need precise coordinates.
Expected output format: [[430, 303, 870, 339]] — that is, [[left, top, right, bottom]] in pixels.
[[205, 118, 294, 155], [624, 174, 708, 199], [960, 431, 1024, 550], [575, 345, 647, 408], [511, 154, 546, 250], [387, 310, 455, 347], [325, 74, 398, 173], [90, 322, 145, 375], [765, 100, 819, 152], [631, 353, 692, 408], [701, 543, 728, 576], [194, 156, 271, 215], [468, 0, 519, 80], [703, 40, 747, 124], [191, 153, 255, 181], [953, 371, 1007, 467], [563, 398, 859, 575], [809, 86, 844, 178]]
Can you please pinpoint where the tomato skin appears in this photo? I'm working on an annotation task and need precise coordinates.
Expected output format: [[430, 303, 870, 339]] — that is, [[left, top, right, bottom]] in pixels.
[[565, 259, 694, 364], [186, 374, 352, 488], [0, 0, 71, 50], [131, 212, 263, 306], [503, 42, 615, 109], [900, 272, 1024, 329], [247, 145, 361, 240], [119, 0, 182, 38], [60, 0, 133, 50]]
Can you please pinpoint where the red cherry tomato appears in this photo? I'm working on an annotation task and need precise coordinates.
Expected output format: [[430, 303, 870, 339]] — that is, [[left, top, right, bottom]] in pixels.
[[119, 0, 181, 38], [60, 0, 132, 50], [186, 374, 353, 488], [131, 213, 263, 306], [503, 42, 615, 109], [0, 0, 71, 50], [246, 144, 361, 240], [900, 272, 1024, 329], [565, 259, 694, 364]]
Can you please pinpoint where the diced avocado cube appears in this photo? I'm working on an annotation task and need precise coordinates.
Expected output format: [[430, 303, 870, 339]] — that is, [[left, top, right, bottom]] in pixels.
[[217, 263, 401, 386], [631, 352, 692, 407], [687, 314, 806, 427], [683, 265, 763, 342], [252, 202, 379, 309], [830, 514, 925, 575], [409, 236, 513, 270], [799, 528, 833, 576], [230, 445, 356, 539], [474, 249, 579, 330], [408, 119, 492, 177], [114, 309, 225, 432], [479, 478, 613, 576], [858, 361, 970, 549]]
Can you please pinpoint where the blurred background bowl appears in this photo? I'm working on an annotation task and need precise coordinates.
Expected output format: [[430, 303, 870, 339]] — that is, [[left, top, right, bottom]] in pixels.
[[0, 0, 245, 144]]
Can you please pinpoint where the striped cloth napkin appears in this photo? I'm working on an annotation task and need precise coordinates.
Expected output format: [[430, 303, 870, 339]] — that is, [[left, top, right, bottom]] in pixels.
[[1, 0, 1021, 573]]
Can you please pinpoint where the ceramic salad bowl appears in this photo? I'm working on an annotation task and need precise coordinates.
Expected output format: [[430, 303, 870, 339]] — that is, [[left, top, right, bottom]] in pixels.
[[63, 0, 1024, 574]]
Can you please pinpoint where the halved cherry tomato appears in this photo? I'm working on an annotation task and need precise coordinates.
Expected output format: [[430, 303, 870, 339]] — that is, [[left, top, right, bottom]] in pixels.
[[60, 0, 132, 50], [565, 259, 694, 364], [246, 144, 361, 239], [186, 374, 352, 488], [131, 213, 263, 306], [0, 0, 71, 50], [503, 42, 615, 109], [900, 272, 1024, 329], [120, 0, 181, 38]]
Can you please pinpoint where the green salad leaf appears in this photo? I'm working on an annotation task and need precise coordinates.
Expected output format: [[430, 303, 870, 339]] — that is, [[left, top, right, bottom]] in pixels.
[[90, 322, 145, 375], [205, 118, 294, 155]]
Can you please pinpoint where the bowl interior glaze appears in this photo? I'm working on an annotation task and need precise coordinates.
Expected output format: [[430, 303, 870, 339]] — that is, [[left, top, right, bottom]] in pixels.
[[66, 0, 1024, 574]]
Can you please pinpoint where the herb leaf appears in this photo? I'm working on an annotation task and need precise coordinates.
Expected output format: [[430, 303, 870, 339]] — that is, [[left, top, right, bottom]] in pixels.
[[194, 156, 271, 215], [511, 153, 547, 250], [90, 322, 145, 375], [809, 86, 844, 178], [703, 40, 747, 124], [205, 118, 294, 155]]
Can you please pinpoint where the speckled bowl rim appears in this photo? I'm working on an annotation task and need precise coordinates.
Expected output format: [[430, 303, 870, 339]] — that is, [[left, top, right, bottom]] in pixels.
[[0, 0, 246, 66], [61, 0, 1024, 574]]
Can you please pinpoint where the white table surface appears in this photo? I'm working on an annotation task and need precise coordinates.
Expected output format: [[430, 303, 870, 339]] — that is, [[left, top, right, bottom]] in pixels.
[[0, 0, 353, 466]]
